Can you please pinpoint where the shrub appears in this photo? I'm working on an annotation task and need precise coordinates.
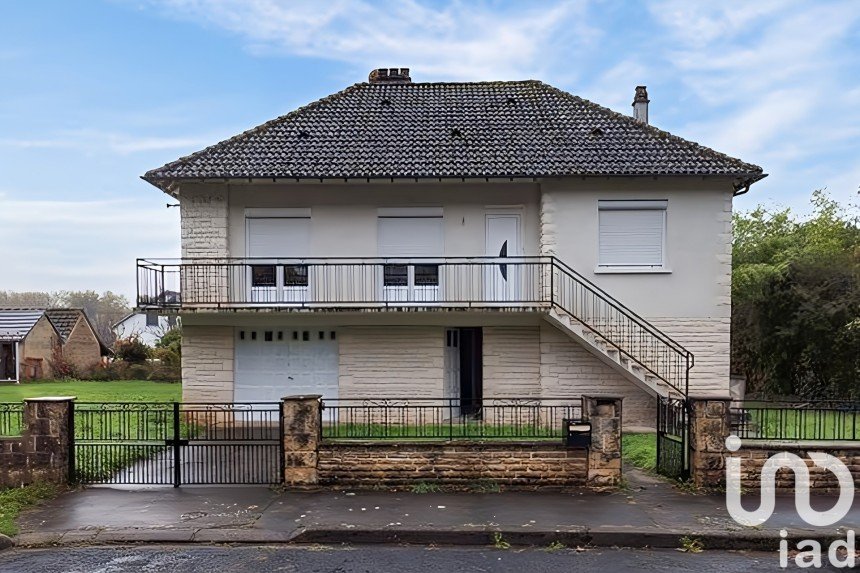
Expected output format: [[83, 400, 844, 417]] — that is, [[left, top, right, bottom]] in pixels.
[[156, 327, 181, 357], [113, 337, 150, 364]]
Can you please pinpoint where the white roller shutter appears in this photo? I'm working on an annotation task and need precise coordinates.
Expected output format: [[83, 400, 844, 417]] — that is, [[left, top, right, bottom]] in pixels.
[[598, 201, 666, 267], [247, 218, 310, 257], [378, 217, 443, 256]]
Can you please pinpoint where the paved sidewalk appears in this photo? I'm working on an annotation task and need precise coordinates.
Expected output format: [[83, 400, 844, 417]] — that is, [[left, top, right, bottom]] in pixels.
[[12, 470, 860, 550]]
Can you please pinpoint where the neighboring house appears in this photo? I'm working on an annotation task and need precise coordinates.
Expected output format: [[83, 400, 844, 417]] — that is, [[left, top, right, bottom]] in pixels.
[[0, 308, 111, 381], [113, 311, 178, 346], [137, 68, 764, 428]]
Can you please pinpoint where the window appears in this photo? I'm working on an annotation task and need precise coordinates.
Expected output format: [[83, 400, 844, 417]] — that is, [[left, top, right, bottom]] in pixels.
[[251, 265, 276, 287], [145, 312, 158, 327], [414, 265, 439, 286], [598, 200, 667, 269], [283, 264, 308, 286], [383, 264, 408, 286]]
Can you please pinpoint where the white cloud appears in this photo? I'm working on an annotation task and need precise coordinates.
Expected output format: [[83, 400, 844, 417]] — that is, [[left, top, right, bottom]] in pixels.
[[145, 0, 596, 81], [0, 129, 211, 155], [0, 196, 179, 299]]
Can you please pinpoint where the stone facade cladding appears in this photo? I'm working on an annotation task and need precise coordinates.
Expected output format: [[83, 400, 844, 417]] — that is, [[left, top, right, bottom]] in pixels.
[[61, 316, 102, 373], [181, 325, 234, 403], [483, 326, 541, 397], [539, 324, 654, 428], [180, 186, 229, 258], [338, 326, 445, 398], [650, 317, 730, 396], [318, 442, 587, 488], [17, 316, 59, 379], [0, 398, 73, 488]]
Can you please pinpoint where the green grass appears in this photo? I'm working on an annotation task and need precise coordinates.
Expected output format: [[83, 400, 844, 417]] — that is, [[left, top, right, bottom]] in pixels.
[[323, 422, 564, 441], [622, 432, 657, 472], [0, 380, 181, 403], [740, 406, 860, 440], [0, 483, 60, 536]]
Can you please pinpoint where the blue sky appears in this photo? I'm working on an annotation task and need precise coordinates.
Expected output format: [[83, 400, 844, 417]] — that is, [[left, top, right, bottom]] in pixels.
[[1, 0, 858, 301]]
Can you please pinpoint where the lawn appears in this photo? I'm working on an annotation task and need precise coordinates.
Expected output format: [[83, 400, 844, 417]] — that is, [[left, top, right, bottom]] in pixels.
[[0, 482, 59, 537], [0, 380, 181, 403], [622, 432, 657, 472]]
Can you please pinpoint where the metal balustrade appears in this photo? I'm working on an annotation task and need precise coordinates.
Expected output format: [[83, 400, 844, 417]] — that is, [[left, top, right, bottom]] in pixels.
[[136, 256, 693, 396]]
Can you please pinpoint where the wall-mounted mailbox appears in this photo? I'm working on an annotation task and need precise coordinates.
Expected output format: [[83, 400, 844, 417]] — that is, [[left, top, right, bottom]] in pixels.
[[563, 419, 591, 448]]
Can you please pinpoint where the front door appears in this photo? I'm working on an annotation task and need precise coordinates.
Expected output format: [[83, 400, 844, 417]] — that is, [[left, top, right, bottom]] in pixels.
[[485, 214, 521, 301], [458, 327, 483, 416]]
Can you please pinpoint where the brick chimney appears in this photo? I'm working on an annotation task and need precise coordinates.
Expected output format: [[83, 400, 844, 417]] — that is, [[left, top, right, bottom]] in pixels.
[[369, 68, 412, 84], [632, 86, 649, 124]]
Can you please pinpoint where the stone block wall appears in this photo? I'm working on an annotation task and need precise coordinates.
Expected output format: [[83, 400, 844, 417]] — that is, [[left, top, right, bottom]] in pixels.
[[285, 395, 622, 489], [483, 326, 541, 397], [318, 442, 588, 488], [338, 326, 444, 398], [181, 325, 235, 403], [0, 398, 74, 488], [731, 445, 860, 494]]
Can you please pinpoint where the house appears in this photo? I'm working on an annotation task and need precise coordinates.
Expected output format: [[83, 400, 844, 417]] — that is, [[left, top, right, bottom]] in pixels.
[[138, 68, 764, 428], [113, 310, 179, 346], [0, 308, 111, 381]]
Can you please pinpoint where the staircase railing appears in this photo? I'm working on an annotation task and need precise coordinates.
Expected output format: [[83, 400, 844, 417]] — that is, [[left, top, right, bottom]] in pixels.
[[549, 257, 693, 397], [136, 256, 693, 396]]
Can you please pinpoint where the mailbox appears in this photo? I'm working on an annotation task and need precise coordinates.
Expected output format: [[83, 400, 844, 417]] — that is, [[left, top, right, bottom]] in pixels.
[[563, 419, 591, 448]]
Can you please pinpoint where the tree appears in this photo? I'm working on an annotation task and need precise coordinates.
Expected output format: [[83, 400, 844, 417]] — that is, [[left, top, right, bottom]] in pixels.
[[732, 190, 860, 398], [0, 290, 131, 345]]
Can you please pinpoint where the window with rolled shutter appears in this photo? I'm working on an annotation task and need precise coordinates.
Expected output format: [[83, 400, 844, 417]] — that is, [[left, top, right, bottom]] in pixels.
[[598, 200, 667, 267]]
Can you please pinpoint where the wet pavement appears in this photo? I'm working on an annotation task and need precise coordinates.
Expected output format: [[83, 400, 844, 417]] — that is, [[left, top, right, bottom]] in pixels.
[[12, 469, 860, 550], [0, 545, 814, 573]]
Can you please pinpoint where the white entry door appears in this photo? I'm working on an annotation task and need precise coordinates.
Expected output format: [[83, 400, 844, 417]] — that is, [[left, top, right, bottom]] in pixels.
[[234, 328, 338, 403], [247, 217, 310, 303], [485, 214, 521, 301]]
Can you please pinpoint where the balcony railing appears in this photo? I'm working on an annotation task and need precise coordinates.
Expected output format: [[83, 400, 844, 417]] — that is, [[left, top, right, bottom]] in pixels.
[[137, 256, 693, 396], [137, 257, 549, 309]]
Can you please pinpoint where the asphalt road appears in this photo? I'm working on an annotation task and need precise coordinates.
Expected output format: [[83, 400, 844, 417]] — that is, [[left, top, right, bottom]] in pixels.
[[0, 545, 838, 573]]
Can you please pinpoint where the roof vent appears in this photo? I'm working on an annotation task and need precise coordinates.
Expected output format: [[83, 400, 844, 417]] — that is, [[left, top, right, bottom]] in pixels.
[[369, 68, 411, 84], [632, 86, 649, 124]]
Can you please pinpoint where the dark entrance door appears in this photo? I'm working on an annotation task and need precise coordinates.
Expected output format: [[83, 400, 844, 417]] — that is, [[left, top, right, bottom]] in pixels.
[[458, 327, 483, 416]]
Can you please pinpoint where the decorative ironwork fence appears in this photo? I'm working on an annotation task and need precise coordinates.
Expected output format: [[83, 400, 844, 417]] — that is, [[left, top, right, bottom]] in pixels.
[[730, 400, 860, 441], [0, 403, 24, 436], [320, 397, 583, 441]]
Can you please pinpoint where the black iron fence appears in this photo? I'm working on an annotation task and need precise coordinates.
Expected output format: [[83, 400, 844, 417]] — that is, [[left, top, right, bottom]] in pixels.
[[137, 256, 693, 397], [731, 400, 860, 441], [73, 402, 283, 486], [320, 397, 583, 441], [0, 403, 24, 436]]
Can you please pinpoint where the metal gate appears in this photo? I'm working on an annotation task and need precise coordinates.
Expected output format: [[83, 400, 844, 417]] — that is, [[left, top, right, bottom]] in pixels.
[[72, 402, 283, 486], [656, 397, 690, 480]]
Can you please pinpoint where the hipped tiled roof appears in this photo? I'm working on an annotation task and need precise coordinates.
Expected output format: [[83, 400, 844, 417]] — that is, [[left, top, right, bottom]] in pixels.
[[143, 80, 764, 187]]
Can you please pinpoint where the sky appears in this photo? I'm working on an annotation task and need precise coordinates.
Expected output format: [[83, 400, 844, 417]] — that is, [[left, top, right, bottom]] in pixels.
[[1, 0, 858, 302]]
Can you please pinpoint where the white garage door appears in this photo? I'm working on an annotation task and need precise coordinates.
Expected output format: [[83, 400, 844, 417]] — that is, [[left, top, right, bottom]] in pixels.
[[234, 328, 338, 403]]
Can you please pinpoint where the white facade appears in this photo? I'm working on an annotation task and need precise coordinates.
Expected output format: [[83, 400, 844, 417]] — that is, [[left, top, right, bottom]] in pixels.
[[173, 176, 735, 428], [113, 313, 178, 347]]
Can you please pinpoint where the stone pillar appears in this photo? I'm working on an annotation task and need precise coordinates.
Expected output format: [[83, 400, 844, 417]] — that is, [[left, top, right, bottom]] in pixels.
[[281, 395, 322, 486], [583, 396, 622, 487], [688, 397, 732, 488], [23, 397, 75, 485]]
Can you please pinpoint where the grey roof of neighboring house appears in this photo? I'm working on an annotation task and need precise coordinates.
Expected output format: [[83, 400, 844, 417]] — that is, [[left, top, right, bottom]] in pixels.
[[0, 309, 46, 341], [44, 309, 80, 341], [143, 80, 764, 188]]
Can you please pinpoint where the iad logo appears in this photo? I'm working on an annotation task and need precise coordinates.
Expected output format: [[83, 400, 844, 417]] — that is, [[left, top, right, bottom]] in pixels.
[[725, 435, 856, 568]]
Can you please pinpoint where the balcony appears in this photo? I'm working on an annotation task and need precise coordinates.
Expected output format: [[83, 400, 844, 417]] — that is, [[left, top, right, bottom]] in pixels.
[[136, 257, 551, 312]]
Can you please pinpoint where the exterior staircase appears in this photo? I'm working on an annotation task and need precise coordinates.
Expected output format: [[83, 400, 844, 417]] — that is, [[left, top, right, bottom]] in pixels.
[[545, 258, 693, 399]]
